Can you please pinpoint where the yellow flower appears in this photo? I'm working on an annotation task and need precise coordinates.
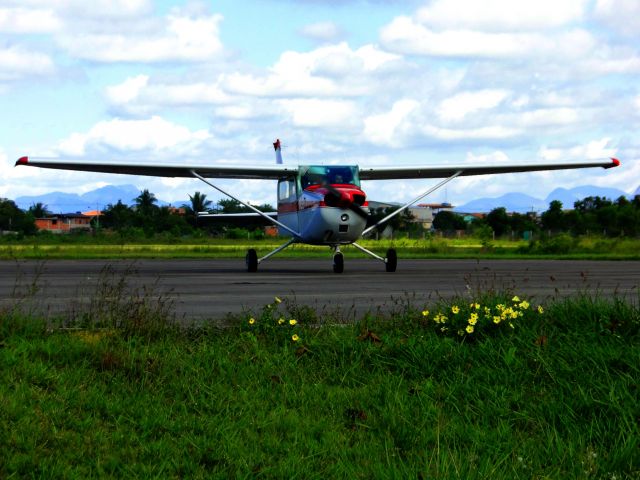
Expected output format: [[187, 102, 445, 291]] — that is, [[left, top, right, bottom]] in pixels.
[[289, 319, 297, 326], [434, 313, 448, 324], [248, 317, 256, 325], [451, 306, 460, 314], [466, 325, 474, 334], [292, 334, 300, 342], [484, 307, 491, 315], [470, 302, 480, 310], [274, 296, 282, 303], [468, 317, 477, 326], [278, 318, 285, 325], [493, 316, 501, 324], [440, 326, 448, 333], [537, 305, 544, 314], [421, 309, 429, 317], [518, 300, 530, 310], [512, 295, 520, 302]]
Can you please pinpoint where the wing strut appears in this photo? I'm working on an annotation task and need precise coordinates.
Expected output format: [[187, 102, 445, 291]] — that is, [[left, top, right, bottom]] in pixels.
[[189, 169, 301, 238], [362, 170, 463, 236]]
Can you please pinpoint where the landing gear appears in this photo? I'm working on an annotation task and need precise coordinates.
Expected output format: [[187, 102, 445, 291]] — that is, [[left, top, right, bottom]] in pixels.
[[351, 242, 398, 273], [246, 249, 258, 272], [333, 251, 344, 273], [385, 248, 397, 273]]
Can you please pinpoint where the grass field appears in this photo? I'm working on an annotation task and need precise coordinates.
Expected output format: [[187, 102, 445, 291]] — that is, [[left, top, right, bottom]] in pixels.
[[1, 236, 640, 260], [2, 290, 639, 478]]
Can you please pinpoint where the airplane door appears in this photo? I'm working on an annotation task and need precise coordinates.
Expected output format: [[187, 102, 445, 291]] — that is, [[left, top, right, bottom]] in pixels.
[[277, 177, 299, 236]]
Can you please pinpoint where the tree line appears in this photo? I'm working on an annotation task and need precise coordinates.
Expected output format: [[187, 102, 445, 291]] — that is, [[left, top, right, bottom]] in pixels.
[[2, 191, 638, 238], [0, 190, 273, 237], [433, 195, 640, 238]]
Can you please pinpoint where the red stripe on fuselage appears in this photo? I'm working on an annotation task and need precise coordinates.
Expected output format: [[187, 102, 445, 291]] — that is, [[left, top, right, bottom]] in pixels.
[[278, 185, 368, 213]]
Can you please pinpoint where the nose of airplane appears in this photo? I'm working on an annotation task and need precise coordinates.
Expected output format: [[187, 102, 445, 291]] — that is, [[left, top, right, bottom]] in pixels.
[[323, 186, 368, 219]]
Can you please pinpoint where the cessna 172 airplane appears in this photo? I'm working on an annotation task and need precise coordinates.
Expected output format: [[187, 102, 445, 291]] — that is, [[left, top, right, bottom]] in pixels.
[[15, 140, 620, 273]]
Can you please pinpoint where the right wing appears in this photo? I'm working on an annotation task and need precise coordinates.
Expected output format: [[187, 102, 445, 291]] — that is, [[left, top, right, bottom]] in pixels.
[[359, 158, 620, 180], [15, 157, 297, 180]]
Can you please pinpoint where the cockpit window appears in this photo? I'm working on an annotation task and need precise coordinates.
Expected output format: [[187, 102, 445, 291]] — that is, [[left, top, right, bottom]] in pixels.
[[300, 166, 360, 189]]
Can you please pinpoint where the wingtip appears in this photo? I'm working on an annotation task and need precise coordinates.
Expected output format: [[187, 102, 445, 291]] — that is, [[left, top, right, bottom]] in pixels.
[[604, 157, 620, 169], [15, 156, 28, 166]]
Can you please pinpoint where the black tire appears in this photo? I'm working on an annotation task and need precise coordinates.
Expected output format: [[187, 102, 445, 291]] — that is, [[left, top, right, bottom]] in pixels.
[[385, 248, 397, 272], [333, 252, 344, 274], [246, 249, 258, 272]]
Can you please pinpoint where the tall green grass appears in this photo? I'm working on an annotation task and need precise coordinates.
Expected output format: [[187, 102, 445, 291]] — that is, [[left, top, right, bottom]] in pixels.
[[1, 281, 638, 478], [1, 233, 640, 260]]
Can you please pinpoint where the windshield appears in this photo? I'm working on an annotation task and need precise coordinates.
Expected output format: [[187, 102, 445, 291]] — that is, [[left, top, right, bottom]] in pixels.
[[300, 165, 360, 189]]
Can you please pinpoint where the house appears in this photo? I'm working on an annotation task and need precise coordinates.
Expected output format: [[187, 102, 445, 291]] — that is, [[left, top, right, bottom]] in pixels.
[[35, 213, 93, 233]]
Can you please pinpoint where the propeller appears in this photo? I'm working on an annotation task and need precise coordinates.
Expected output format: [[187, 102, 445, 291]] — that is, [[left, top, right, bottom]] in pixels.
[[322, 184, 369, 220]]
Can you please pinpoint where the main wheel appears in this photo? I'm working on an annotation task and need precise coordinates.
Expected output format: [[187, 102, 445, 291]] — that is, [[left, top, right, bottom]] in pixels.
[[385, 248, 397, 272], [333, 252, 344, 274], [246, 249, 258, 272]]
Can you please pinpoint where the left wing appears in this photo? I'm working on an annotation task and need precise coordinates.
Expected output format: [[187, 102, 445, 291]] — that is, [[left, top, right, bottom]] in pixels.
[[359, 158, 620, 180], [15, 157, 297, 180]]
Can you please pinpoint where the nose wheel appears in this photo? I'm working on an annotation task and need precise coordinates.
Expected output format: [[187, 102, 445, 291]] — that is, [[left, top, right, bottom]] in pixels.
[[333, 251, 344, 273]]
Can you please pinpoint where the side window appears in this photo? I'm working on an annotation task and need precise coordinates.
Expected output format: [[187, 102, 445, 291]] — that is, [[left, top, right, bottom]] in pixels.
[[278, 178, 296, 201], [278, 180, 288, 200]]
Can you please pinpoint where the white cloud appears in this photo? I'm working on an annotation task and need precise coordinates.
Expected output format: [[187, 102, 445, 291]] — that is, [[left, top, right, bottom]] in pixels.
[[223, 42, 399, 97], [422, 124, 521, 141], [105, 75, 232, 114], [276, 98, 358, 128], [58, 13, 224, 63], [363, 99, 420, 146], [298, 21, 344, 42], [594, 0, 640, 37], [437, 89, 509, 122], [56, 116, 210, 156], [105, 75, 149, 105], [538, 138, 618, 161], [417, 0, 587, 31], [0, 45, 54, 81], [0, 7, 61, 33], [380, 16, 595, 59], [464, 151, 510, 164], [516, 108, 580, 128]]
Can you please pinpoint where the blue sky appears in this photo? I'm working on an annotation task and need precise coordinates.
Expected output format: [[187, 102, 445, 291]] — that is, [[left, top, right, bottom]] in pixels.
[[1, 0, 638, 209]]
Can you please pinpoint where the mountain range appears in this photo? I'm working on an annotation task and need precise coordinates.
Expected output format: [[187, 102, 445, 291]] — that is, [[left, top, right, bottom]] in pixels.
[[11, 183, 636, 215], [455, 185, 633, 213], [14, 185, 185, 214]]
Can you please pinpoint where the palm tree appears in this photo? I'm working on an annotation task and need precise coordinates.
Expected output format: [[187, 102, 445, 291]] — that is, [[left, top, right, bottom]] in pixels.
[[183, 191, 213, 227], [188, 192, 212, 214], [28, 202, 50, 218], [134, 189, 158, 216]]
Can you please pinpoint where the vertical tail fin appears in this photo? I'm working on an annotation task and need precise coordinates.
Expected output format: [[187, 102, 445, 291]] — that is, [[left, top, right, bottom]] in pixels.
[[273, 138, 283, 164]]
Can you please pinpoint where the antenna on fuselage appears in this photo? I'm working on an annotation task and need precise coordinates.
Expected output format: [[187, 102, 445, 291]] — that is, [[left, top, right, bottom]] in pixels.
[[273, 138, 283, 164]]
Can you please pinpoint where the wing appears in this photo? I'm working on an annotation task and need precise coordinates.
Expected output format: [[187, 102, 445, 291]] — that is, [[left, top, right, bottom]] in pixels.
[[198, 212, 277, 218], [15, 157, 297, 180], [359, 158, 620, 180]]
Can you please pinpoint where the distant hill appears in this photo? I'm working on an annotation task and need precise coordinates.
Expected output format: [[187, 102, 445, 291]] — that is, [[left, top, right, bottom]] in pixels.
[[12, 183, 634, 215], [455, 192, 547, 214], [456, 185, 630, 213], [15, 185, 142, 214]]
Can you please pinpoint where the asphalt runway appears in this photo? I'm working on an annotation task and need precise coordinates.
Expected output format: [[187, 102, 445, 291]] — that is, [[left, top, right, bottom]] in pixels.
[[1, 259, 638, 322]]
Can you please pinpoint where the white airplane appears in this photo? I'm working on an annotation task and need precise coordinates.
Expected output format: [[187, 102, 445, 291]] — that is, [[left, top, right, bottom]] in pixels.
[[15, 141, 620, 273]]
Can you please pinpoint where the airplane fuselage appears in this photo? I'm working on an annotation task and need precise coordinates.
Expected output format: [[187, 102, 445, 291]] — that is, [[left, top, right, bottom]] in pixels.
[[277, 165, 369, 245]]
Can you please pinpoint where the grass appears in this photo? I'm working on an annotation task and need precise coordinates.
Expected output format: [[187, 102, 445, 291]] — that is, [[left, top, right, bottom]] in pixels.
[[1, 284, 639, 478], [1, 236, 640, 260]]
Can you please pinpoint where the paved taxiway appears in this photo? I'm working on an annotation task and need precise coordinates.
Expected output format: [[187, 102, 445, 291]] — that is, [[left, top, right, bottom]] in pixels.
[[1, 259, 637, 321]]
